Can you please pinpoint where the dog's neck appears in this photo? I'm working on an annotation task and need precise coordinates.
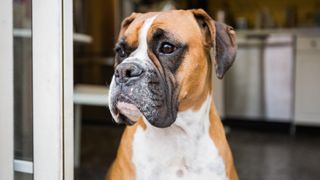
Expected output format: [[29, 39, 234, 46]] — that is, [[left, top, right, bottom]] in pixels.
[[141, 95, 212, 137]]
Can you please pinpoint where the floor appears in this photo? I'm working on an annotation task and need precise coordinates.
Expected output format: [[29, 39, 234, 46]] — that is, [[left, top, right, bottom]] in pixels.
[[75, 124, 320, 180]]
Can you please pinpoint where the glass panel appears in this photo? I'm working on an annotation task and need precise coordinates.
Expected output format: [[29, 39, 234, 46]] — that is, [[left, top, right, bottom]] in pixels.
[[13, 0, 33, 162], [15, 172, 33, 180]]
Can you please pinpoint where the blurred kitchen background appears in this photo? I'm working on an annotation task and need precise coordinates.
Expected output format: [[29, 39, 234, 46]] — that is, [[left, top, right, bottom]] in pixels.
[[13, 0, 320, 179]]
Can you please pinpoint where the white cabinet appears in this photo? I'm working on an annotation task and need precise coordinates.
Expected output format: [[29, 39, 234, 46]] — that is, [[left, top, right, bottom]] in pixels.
[[225, 34, 294, 121], [294, 36, 320, 125]]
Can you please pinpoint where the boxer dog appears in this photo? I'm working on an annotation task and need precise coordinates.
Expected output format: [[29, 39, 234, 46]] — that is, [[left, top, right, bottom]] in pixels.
[[107, 9, 237, 180]]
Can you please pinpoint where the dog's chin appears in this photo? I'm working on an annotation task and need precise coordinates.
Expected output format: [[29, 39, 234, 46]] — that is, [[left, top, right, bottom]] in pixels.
[[115, 102, 142, 126]]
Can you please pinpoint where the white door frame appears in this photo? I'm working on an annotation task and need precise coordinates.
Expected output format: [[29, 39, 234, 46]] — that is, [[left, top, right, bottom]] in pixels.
[[0, 0, 73, 179], [62, 0, 74, 179], [0, 0, 14, 179], [32, 0, 73, 179]]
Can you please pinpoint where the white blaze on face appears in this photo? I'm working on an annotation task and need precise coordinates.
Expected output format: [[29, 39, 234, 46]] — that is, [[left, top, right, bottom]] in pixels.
[[109, 16, 157, 123], [130, 16, 157, 61]]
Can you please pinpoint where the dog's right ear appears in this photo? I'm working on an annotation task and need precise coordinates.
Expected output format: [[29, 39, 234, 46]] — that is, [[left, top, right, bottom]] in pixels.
[[118, 12, 140, 40], [214, 22, 237, 79], [191, 9, 237, 79]]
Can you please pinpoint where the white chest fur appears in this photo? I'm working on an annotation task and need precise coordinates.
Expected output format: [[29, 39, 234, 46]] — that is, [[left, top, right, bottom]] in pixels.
[[132, 96, 228, 180]]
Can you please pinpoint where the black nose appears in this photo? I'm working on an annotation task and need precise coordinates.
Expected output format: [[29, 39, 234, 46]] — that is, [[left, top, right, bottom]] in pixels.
[[115, 62, 144, 84]]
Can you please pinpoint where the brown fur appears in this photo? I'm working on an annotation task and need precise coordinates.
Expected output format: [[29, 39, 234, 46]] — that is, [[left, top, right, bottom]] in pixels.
[[209, 102, 238, 180]]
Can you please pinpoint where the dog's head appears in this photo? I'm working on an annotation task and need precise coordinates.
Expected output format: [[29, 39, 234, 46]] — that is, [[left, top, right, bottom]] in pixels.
[[109, 9, 236, 128]]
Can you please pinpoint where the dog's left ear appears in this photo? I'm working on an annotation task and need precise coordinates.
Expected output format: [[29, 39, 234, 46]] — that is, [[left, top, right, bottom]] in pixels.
[[191, 9, 237, 79]]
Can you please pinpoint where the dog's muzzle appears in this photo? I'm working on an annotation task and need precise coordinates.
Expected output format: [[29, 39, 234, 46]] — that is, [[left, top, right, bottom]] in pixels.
[[109, 59, 177, 128]]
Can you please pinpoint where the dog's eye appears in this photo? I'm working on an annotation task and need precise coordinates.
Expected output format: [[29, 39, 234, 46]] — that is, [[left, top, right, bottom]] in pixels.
[[159, 42, 176, 54], [116, 47, 127, 58]]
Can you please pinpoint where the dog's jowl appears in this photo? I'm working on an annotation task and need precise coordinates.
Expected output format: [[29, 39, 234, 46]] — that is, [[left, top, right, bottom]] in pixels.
[[107, 9, 238, 180]]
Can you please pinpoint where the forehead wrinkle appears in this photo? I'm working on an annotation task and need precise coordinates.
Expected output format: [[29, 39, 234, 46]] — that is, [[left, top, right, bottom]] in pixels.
[[122, 23, 142, 48]]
